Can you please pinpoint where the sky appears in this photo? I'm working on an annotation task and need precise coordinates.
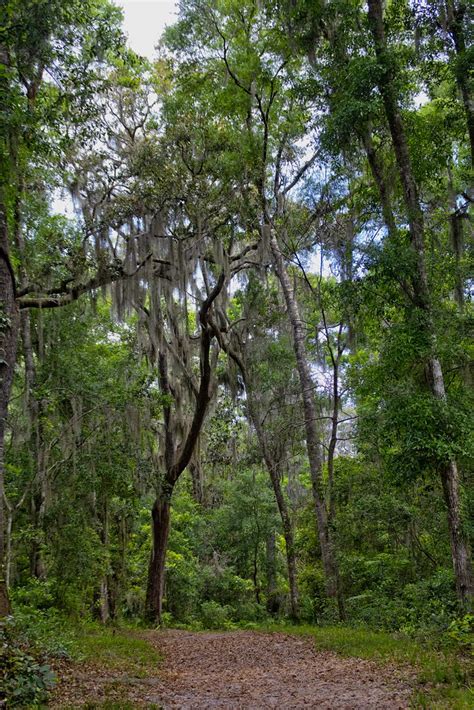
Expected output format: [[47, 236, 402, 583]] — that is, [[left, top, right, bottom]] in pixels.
[[113, 0, 178, 59]]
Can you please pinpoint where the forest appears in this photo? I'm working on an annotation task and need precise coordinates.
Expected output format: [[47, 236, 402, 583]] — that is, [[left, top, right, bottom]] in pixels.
[[0, 0, 473, 707]]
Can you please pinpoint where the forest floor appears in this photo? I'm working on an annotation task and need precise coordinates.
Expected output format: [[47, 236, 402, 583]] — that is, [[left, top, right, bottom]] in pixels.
[[50, 627, 418, 709]]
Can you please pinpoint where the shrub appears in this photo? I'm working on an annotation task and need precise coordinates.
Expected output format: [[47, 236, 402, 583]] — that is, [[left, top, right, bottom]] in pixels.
[[446, 614, 474, 654], [199, 601, 234, 629], [0, 617, 56, 707], [10, 607, 75, 659], [11, 578, 55, 610]]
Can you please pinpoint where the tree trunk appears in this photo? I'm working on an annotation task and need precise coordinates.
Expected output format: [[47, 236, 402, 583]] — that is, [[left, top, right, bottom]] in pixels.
[[252, 416, 299, 619], [265, 531, 280, 614], [268, 229, 343, 614], [368, 0, 473, 609], [14, 191, 48, 580], [252, 537, 260, 605], [98, 499, 110, 624], [441, 460, 473, 604], [0, 203, 19, 618], [212, 330, 300, 619], [144, 272, 225, 624], [447, 169, 465, 311], [360, 128, 397, 237], [445, 0, 474, 166], [5, 500, 13, 590], [145, 495, 171, 623], [31, 400, 48, 580], [190, 460, 204, 504], [99, 579, 110, 624], [266, 463, 299, 620], [326, 347, 346, 622]]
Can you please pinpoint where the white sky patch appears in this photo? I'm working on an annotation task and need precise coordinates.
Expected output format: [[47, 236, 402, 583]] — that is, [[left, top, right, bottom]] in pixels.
[[112, 0, 178, 59], [414, 90, 429, 108]]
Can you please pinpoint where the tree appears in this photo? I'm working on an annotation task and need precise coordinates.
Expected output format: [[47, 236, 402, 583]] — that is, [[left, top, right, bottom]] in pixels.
[[215, 274, 301, 618], [366, 0, 472, 609], [0, 0, 127, 616], [280, 0, 473, 611], [165, 0, 345, 615]]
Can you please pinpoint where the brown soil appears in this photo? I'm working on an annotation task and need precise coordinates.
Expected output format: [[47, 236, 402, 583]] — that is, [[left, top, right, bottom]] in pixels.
[[51, 629, 414, 708], [147, 630, 412, 709]]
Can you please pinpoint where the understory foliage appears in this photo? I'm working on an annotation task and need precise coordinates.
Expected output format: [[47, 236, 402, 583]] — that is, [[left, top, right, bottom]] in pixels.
[[0, 0, 473, 704]]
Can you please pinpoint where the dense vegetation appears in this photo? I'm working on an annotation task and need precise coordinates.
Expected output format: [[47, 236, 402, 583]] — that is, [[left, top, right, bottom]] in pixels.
[[0, 0, 472, 705]]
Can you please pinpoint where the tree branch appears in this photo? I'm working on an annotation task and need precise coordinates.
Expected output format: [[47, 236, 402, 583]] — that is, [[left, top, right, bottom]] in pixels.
[[171, 271, 226, 481]]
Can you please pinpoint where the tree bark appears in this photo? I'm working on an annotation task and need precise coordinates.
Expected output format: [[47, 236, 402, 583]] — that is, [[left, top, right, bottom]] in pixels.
[[0, 203, 19, 617], [268, 230, 344, 615], [368, 0, 473, 609], [445, 0, 474, 166], [145, 495, 171, 623]]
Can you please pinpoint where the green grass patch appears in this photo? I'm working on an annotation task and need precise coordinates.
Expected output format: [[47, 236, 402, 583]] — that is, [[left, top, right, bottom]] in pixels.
[[53, 625, 163, 708], [255, 623, 473, 709], [71, 624, 161, 677]]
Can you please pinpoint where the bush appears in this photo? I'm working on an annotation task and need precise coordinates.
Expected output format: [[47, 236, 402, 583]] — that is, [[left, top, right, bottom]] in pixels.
[[10, 586, 76, 659], [232, 600, 267, 623], [200, 565, 254, 608], [11, 578, 55, 610], [199, 601, 234, 629], [0, 616, 56, 707], [11, 607, 75, 659], [446, 614, 474, 654], [0, 592, 76, 707], [165, 551, 201, 623]]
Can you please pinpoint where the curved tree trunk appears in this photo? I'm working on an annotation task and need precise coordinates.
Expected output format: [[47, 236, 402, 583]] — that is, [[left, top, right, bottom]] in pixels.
[[213, 330, 300, 620], [268, 230, 344, 616], [326, 341, 346, 622]]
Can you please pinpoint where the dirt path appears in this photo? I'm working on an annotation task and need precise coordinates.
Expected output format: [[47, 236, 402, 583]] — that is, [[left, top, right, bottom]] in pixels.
[[145, 630, 412, 709], [51, 629, 414, 708]]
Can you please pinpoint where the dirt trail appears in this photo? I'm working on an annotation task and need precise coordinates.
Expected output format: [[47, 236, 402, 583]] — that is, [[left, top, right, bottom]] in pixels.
[[52, 629, 414, 708], [147, 630, 413, 709]]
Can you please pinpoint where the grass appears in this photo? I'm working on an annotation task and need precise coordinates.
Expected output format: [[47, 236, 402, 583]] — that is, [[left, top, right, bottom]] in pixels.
[[72, 623, 161, 676], [256, 622, 473, 709], [50, 624, 163, 708]]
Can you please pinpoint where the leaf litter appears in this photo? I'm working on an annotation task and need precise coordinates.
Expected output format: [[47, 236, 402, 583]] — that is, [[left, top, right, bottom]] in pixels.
[[50, 629, 414, 708]]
